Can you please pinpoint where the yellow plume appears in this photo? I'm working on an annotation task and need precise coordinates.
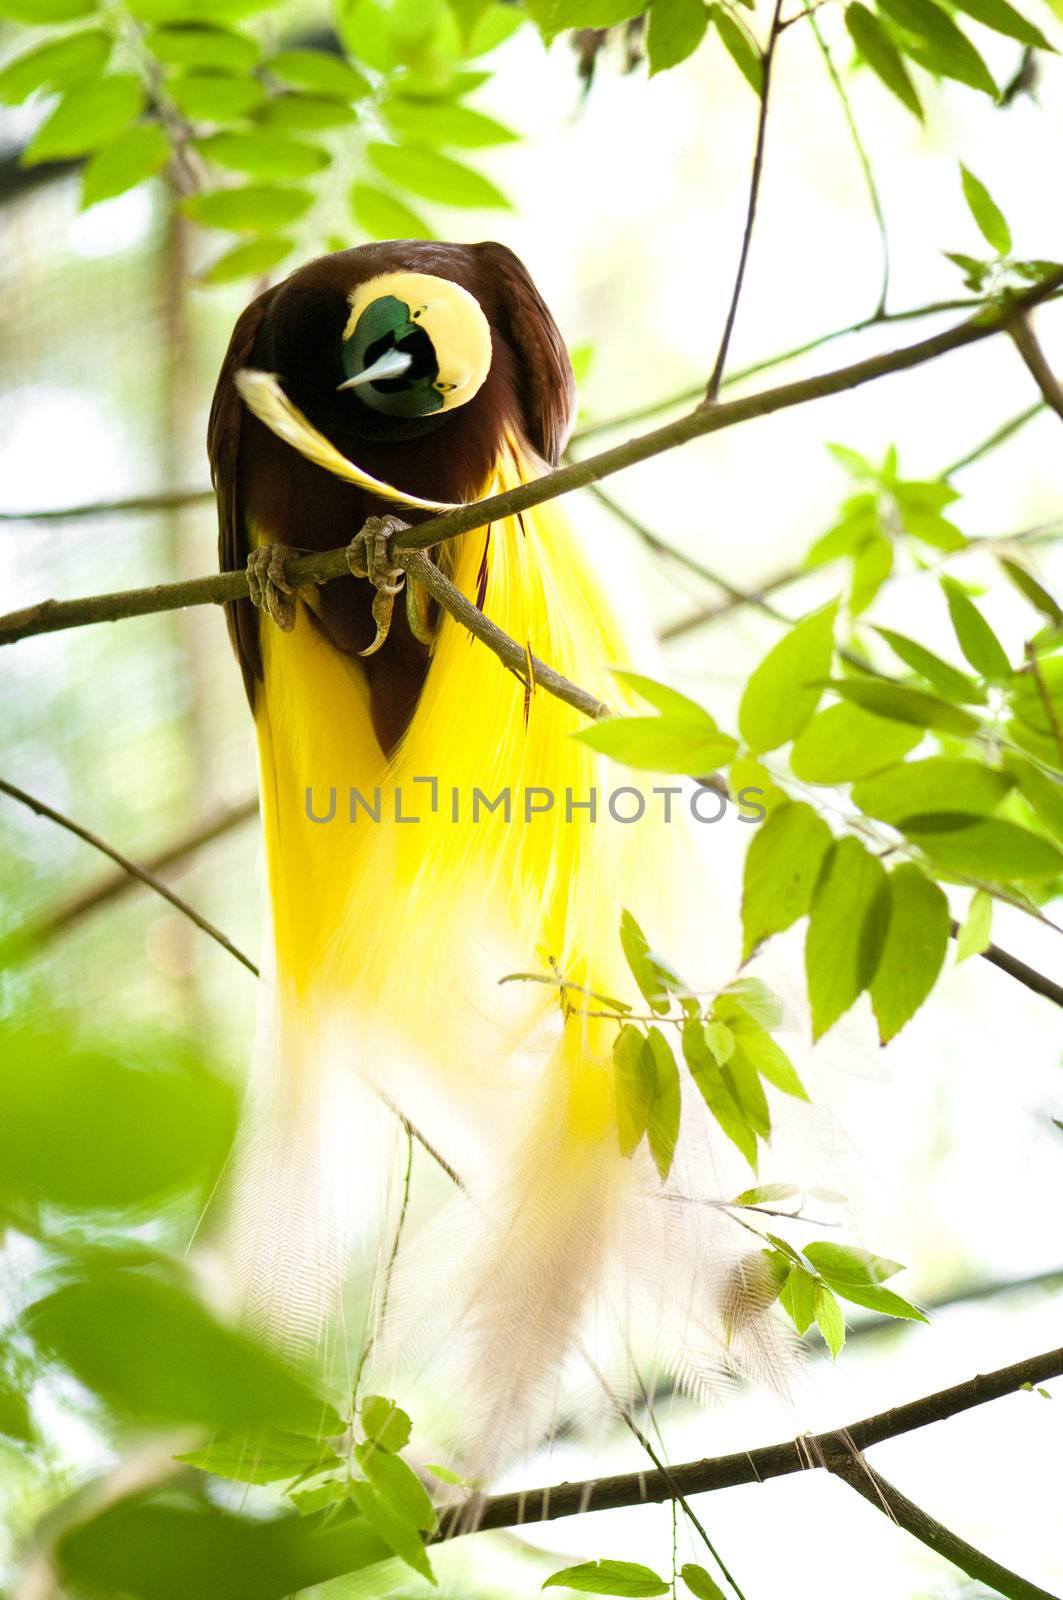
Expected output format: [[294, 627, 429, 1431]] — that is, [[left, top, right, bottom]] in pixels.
[[230, 438, 791, 1463]]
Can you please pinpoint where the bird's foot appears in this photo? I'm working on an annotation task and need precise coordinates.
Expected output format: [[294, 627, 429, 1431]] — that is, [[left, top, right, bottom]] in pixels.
[[347, 514, 409, 656], [246, 542, 299, 631]]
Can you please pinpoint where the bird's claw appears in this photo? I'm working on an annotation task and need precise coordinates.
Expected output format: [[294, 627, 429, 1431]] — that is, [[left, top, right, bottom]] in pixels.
[[347, 515, 409, 656], [246, 543, 298, 631]]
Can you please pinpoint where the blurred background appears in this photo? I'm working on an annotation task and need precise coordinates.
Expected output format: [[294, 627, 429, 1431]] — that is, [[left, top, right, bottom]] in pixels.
[[1, 7, 1061, 1595]]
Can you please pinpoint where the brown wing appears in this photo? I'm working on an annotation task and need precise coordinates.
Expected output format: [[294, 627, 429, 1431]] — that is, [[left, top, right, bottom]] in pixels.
[[207, 283, 279, 707], [475, 241, 576, 467]]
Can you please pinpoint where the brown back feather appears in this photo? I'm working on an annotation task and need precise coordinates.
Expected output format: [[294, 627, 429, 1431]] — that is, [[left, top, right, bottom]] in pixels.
[[475, 241, 576, 467], [207, 283, 279, 705]]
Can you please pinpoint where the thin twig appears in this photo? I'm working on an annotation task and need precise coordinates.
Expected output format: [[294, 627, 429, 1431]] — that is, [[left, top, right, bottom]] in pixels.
[[4, 269, 1063, 650], [1023, 642, 1063, 769], [808, 7, 889, 317], [0, 776, 258, 977], [704, 0, 787, 403], [21, 796, 258, 944], [1009, 313, 1063, 424], [0, 487, 213, 525], [827, 1456, 1059, 1600], [451, 1344, 1063, 1533], [942, 401, 1045, 477]]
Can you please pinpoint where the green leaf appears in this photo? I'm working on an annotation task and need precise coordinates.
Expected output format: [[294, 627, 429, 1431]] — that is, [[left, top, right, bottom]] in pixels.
[[198, 131, 328, 180], [680, 1565, 726, 1600], [350, 182, 432, 239], [998, 559, 1063, 627], [849, 533, 893, 615], [81, 123, 169, 207], [614, 1026, 656, 1158], [0, 1377, 34, 1443], [290, 1479, 349, 1515], [168, 72, 266, 119], [368, 142, 510, 208], [709, 4, 763, 92], [845, 3, 923, 119], [536, 0, 644, 40], [741, 800, 833, 959], [828, 1280, 928, 1320], [869, 863, 950, 1042], [905, 816, 1063, 879], [0, 30, 110, 105], [200, 235, 293, 282], [778, 1264, 818, 1335], [732, 1026, 809, 1101], [803, 1240, 902, 1284], [574, 715, 736, 775], [738, 602, 838, 753], [23, 73, 144, 164], [647, 0, 710, 73], [734, 1183, 801, 1206], [57, 1494, 390, 1600], [877, 0, 997, 94], [951, 0, 1051, 47], [940, 576, 1011, 678], [613, 670, 714, 722], [646, 1026, 681, 1182], [257, 93, 359, 133], [959, 164, 1012, 255], [383, 98, 518, 146], [544, 1559, 670, 1595], [267, 49, 370, 99], [790, 701, 922, 783], [183, 184, 314, 232], [715, 976, 784, 1031], [872, 626, 986, 704], [0, 0, 94, 19], [955, 887, 992, 961], [349, 1478, 434, 1584], [1003, 753, 1063, 842], [823, 679, 981, 735], [360, 1395, 412, 1454], [805, 838, 891, 1039], [0, 1028, 235, 1212], [813, 1283, 846, 1357], [619, 908, 674, 1016], [682, 1020, 758, 1167], [178, 1428, 341, 1485], [27, 1269, 343, 1435], [355, 1442, 436, 1532], [851, 757, 1013, 827], [897, 507, 967, 552], [148, 24, 259, 70]]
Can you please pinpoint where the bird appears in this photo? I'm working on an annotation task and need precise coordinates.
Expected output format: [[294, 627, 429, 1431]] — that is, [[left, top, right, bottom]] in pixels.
[[208, 240, 789, 1469]]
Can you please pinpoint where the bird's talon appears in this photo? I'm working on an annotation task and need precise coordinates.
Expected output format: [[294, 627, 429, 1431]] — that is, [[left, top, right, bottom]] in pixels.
[[347, 514, 410, 652], [247, 544, 298, 632]]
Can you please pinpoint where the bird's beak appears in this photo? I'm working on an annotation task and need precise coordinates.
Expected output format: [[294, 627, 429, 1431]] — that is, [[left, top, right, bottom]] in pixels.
[[337, 348, 413, 391]]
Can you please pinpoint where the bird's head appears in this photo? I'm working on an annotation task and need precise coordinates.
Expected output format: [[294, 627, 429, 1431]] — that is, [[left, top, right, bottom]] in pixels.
[[337, 270, 493, 420]]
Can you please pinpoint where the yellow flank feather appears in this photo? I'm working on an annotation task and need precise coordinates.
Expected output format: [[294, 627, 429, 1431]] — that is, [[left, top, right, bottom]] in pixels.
[[234, 437, 788, 1459]]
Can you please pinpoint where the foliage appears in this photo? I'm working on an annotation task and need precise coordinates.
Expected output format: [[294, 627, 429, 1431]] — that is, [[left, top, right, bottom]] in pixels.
[[1, 0, 1058, 279]]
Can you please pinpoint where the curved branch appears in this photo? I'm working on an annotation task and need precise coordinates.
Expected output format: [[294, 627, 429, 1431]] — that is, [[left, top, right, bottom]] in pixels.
[[457, 1344, 1063, 1533], [0, 776, 258, 977], [827, 1457, 1058, 1600], [3, 269, 1062, 650]]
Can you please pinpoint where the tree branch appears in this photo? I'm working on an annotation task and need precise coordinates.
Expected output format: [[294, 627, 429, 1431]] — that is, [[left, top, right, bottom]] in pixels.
[[826, 1457, 1059, 1600], [456, 1344, 1063, 1533], [1009, 313, 1063, 424], [0, 777, 258, 977], [704, 0, 786, 402], [3, 268, 1062, 650], [19, 797, 259, 944]]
